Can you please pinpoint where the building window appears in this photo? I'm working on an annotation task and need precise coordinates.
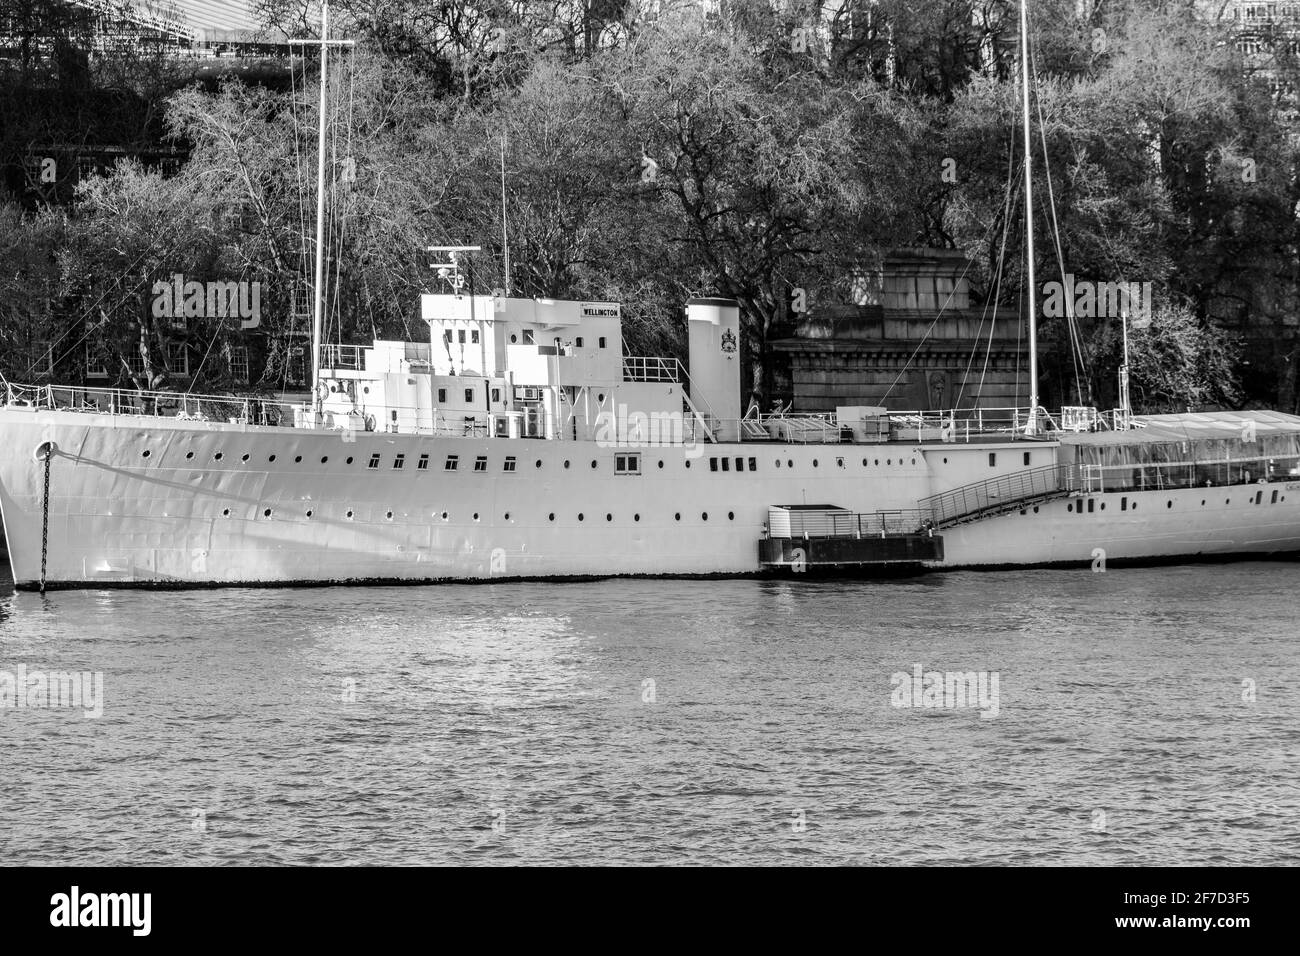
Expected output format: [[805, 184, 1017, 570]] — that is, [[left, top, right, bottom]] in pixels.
[[393, 454, 405, 469], [503, 456, 517, 472], [464, 387, 474, 403], [229, 346, 249, 384], [437, 388, 446, 403], [474, 456, 487, 472], [417, 454, 429, 470], [445, 455, 458, 471], [368, 454, 381, 469], [615, 454, 641, 475], [168, 341, 188, 375]]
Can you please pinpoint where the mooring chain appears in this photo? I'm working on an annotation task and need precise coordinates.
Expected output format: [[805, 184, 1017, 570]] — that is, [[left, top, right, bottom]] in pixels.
[[40, 446, 52, 594]]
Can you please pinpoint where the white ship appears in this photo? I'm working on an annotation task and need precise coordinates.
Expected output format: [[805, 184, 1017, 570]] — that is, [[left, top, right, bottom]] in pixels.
[[3, 2, 1299, 590]]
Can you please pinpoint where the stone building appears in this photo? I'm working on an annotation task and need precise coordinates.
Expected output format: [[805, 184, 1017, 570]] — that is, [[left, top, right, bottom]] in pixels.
[[771, 248, 1029, 413]]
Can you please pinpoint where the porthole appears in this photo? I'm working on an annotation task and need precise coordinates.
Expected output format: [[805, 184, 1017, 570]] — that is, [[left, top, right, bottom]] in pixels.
[[241, 454, 249, 462], [221, 508, 230, 517], [634, 514, 641, 522], [1167, 501, 1173, 509], [535, 460, 542, 469], [658, 460, 664, 469], [606, 513, 612, 521], [263, 508, 272, 517], [943, 457, 948, 464], [564, 460, 570, 469], [185, 451, 194, 460], [321, 456, 329, 464], [702, 512, 709, 521], [728, 512, 734, 520], [862, 458, 868, 466], [874, 459, 880, 466], [1033, 506, 1039, 513], [674, 513, 681, 521], [777, 460, 783, 468], [363, 386, 370, 394], [386, 511, 394, 520], [597, 393, 605, 402], [505, 512, 511, 521], [473, 513, 480, 522], [294, 455, 302, 463], [269, 454, 277, 462], [887, 459, 892, 466], [578, 513, 584, 521], [591, 460, 598, 469], [1226, 499, 1231, 505], [441, 511, 448, 520], [812, 459, 818, 468], [510, 334, 518, 343], [787, 459, 793, 468], [346, 457, 353, 464], [685, 460, 691, 468], [1201, 499, 1206, 506], [911, 458, 916, 465], [548, 513, 555, 521], [306, 509, 313, 518], [1100, 502, 1106, 510], [346, 510, 354, 519], [214, 452, 223, 461], [141, 449, 151, 458], [1067, 503, 1073, 513]]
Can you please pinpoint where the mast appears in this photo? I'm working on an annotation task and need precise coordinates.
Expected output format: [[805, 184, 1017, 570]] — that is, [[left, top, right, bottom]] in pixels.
[[1020, 0, 1039, 435], [310, 2, 330, 422]]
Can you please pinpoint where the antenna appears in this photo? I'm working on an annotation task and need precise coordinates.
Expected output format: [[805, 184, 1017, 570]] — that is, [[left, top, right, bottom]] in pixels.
[[426, 245, 482, 294], [500, 133, 511, 297]]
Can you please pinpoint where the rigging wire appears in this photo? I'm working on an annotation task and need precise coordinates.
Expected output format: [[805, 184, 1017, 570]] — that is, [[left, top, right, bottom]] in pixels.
[[1031, 42, 1092, 405]]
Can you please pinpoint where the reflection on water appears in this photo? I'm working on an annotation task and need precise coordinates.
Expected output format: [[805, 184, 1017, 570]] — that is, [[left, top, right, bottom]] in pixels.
[[0, 561, 1297, 864]]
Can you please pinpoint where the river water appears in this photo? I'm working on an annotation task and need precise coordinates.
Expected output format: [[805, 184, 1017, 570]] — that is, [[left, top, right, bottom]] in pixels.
[[1, 561, 1297, 865]]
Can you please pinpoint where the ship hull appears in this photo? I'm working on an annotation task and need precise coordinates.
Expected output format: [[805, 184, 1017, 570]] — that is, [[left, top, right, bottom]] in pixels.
[[3, 409, 1300, 588]]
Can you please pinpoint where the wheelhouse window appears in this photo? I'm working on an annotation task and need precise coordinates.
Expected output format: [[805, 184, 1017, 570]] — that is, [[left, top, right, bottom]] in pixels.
[[368, 454, 381, 469], [464, 387, 474, 403], [615, 454, 641, 475], [445, 455, 459, 471], [393, 454, 405, 469], [503, 456, 517, 472], [417, 454, 430, 470], [474, 456, 488, 472]]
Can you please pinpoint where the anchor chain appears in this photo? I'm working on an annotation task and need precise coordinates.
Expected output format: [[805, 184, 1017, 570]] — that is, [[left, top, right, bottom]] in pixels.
[[40, 446, 51, 593]]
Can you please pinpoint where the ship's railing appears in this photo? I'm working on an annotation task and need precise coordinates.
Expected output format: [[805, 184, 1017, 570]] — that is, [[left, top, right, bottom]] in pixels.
[[1077, 455, 1300, 493], [885, 405, 1061, 438], [920, 463, 1079, 526], [1, 382, 293, 426], [321, 344, 366, 371], [770, 508, 936, 539], [623, 356, 683, 383]]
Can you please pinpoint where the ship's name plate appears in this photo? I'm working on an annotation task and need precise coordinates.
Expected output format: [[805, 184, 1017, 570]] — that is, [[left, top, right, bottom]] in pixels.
[[582, 303, 621, 318]]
